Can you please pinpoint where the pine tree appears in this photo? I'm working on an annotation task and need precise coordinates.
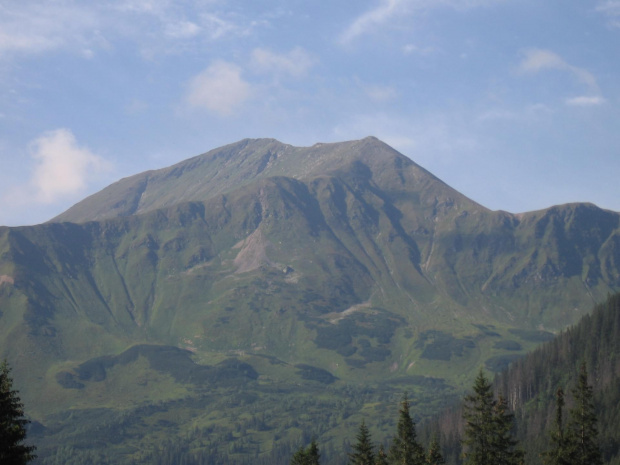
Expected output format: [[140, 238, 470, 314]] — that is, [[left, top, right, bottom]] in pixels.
[[291, 445, 308, 465], [426, 436, 445, 465], [566, 363, 602, 465], [462, 369, 521, 465], [0, 360, 36, 464], [291, 438, 320, 465], [349, 420, 375, 465], [375, 444, 389, 465], [491, 395, 523, 465], [388, 394, 425, 465], [462, 370, 495, 465], [542, 387, 571, 465], [307, 439, 320, 465]]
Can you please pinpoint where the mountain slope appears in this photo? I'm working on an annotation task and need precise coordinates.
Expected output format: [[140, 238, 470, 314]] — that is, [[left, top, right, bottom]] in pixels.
[[426, 292, 620, 465], [0, 137, 618, 463]]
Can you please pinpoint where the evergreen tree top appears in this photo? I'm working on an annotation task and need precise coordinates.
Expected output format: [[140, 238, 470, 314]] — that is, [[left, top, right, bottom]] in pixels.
[[0, 360, 37, 464], [348, 420, 375, 465], [388, 393, 425, 465]]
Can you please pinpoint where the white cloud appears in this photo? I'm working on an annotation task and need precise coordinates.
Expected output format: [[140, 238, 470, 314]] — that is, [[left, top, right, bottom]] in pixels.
[[251, 47, 316, 77], [200, 13, 244, 40], [596, 1, 620, 27], [518, 49, 567, 73], [186, 61, 252, 116], [0, 1, 256, 60], [0, 2, 97, 56], [518, 49, 600, 92], [565, 96, 606, 107], [340, 0, 505, 43], [340, 0, 406, 44], [26, 129, 109, 204]]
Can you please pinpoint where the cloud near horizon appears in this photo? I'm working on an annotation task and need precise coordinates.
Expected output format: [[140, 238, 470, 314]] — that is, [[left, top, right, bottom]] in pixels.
[[22, 129, 109, 204]]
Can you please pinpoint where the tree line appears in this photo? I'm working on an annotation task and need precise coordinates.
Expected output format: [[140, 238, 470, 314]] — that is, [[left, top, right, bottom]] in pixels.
[[291, 362, 603, 465], [426, 292, 620, 465]]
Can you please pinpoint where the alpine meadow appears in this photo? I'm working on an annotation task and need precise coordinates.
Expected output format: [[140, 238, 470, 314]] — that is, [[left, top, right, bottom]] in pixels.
[[0, 137, 619, 464]]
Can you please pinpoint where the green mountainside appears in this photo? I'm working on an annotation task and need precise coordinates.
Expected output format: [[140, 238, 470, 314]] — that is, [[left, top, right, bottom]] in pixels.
[[427, 292, 620, 465], [0, 137, 618, 463]]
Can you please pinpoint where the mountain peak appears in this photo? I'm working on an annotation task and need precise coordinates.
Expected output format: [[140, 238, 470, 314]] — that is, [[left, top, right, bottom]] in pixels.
[[50, 137, 478, 224]]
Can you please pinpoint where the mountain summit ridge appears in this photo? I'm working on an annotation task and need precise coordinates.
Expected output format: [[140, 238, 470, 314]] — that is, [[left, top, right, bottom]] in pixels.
[[51, 136, 483, 223]]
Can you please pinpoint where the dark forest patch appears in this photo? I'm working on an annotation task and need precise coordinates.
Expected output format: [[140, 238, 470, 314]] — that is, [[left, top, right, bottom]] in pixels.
[[57, 345, 258, 389], [295, 364, 338, 384], [415, 330, 476, 361], [493, 340, 522, 351], [473, 324, 501, 337], [312, 309, 403, 361]]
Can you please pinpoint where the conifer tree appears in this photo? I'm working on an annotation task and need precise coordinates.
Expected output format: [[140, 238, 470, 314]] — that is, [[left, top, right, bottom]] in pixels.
[[542, 387, 571, 465], [375, 444, 389, 465], [566, 363, 602, 465], [349, 420, 375, 465], [462, 369, 522, 465], [0, 360, 36, 464], [491, 395, 523, 465], [291, 446, 308, 465], [426, 436, 445, 465], [388, 394, 425, 465], [462, 370, 495, 465], [291, 438, 320, 465], [306, 439, 320, 465]]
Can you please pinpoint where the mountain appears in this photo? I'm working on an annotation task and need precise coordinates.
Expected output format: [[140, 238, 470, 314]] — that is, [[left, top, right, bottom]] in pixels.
[[0, 137, 618, 463]]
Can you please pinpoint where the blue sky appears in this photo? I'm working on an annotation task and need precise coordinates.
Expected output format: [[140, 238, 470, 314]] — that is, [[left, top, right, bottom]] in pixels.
[[1, 0, 619, 226]]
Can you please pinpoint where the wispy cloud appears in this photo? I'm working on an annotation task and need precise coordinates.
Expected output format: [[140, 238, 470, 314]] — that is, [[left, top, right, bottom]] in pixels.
[[596, 1, 620, 27], [0, 1, 256, 59], [565, 96, 606, 107], [186, 61, 252, 116], [340, 0, 406, 44], [0, 2, 97, 56], [251, 47, 316, 78], [340, 0, 505, 44], [518, 49, 598, 90]]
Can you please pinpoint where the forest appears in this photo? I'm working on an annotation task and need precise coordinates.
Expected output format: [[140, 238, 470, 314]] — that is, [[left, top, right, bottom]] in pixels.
[[423, 292, 620, 465]]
